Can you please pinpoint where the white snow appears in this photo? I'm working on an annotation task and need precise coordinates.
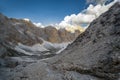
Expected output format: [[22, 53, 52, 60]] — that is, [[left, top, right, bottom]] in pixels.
[[41, 40, 70, 51], [10, 57, 36, 62], [33, 23, 45, 28], [15, 43, 49, 55], [15, 46, 33, 55], [15, 41, 70, 56], [12, 22, 22, 25], [56, 46, 67, 54], [18, 43, 48, 52]]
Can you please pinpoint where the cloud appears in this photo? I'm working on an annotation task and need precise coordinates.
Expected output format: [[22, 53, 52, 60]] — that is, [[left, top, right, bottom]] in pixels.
[[116, 0, 120, 2], [23, 18, 30, 22], [86, 0, 107, 4], [33, 22, 45, 28], [22, 18, 45, 28], [32, 0, 118, 33], [57, 0, 116, 31]]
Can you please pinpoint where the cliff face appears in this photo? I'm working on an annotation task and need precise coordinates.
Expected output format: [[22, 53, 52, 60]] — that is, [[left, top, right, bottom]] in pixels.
[[3, 2, 120, 80]]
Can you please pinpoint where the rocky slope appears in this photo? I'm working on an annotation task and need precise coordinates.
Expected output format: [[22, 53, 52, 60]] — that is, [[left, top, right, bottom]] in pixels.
[[50, 3, 120, 80], [2, 2, 120, 80]]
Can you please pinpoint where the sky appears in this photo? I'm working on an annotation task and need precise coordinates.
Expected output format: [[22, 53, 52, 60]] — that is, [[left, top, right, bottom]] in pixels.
[[0, 0, 117, 29], [0, 0, 86, 25]]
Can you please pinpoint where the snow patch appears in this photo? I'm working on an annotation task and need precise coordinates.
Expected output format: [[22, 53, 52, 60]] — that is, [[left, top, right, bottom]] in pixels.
[[15, 43, 49, 55], [15, 41, 70, 56], [15, 46, 33, 55], [33, 23, 45, 28], [42, 40, 70, 51]]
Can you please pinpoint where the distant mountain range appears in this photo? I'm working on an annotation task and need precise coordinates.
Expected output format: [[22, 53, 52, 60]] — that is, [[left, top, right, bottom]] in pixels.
[[0, 13, 84, 45], [0, 13, 84, 67]]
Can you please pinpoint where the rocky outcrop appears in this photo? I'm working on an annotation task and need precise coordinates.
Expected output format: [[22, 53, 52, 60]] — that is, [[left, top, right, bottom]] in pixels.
[[4, 2, 120, 80]]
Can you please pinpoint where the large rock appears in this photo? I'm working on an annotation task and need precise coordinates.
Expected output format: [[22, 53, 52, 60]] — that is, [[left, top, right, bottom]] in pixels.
[[3, 2, 120, 80]]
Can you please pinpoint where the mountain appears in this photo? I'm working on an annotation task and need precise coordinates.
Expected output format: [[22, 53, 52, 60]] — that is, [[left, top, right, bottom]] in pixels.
[[0, 13, 84, 56], [0, 13, 84, 61], [0, 13, 84, 45], [1, 2, 119, 80]]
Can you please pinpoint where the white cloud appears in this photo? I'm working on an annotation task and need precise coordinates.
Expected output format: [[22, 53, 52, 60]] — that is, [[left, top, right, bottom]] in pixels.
[[57, 0, 116, 31], [23, 18, 45, 28], [115, 0, 120, 2], [24, 0, 118, 33], [86, 1, 116, 16], [23, 18, 30, 22], [33, 22, 45, 28], [86, 0, 107, 4]]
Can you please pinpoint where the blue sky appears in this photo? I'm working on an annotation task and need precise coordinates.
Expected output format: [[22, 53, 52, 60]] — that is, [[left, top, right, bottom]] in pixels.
[[0, 0, 87, 25]]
